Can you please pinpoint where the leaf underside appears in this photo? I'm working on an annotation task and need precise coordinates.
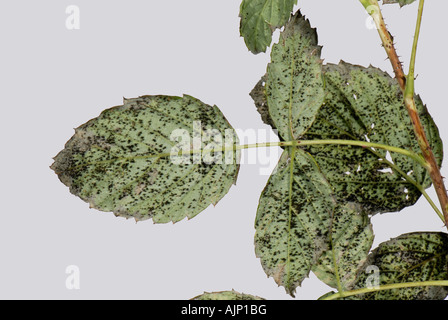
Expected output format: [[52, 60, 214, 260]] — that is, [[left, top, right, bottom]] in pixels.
[[51, 95, 240, 223], [343, 232, 448, 300], [254, 12, 374, 297], [255, 148, 375, 296], [191, 290, 265, 300], [239, 0, 417, 53], [239, 0, 297, 54], [51, 4, 447, 301]]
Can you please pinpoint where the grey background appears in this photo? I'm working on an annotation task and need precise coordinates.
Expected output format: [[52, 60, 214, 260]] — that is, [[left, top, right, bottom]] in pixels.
[[0, 0, 447, 300]]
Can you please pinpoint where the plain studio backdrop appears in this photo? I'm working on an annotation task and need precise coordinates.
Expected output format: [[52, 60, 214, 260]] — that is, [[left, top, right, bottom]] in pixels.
[[0, 1, 447, 300]]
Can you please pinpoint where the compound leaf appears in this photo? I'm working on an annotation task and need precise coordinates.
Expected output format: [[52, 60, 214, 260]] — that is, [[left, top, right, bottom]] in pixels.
[[239, 0, 297, 54], [345, 232, 448, 300], [51, 95, 240, 223], [266, 11, 325, 142]]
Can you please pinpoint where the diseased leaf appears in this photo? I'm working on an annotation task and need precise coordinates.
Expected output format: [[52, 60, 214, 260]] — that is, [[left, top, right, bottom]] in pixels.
[[255, 148, 334, 296], [250, 74, 277, 130], [191, 290, 265, 300], [239, 0, 297, 54], [266, 11, 325, 141], [51, 95, 240, 223], [249, 8, 445, 300], [317, 291, 338, 300], [301, 61, 443, 214], [312, 202, 374, 291], [382, 0, 417, 7], [345, 232, 448, 300]]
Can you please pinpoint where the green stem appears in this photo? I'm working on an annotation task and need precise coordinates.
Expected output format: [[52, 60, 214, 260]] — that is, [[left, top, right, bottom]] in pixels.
[[321, 280, 448, 300], [300, 140, 428, 169], [240, 139, 427, 170]]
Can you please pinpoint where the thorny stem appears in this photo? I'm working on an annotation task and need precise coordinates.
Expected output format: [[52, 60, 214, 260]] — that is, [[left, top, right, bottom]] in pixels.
[[361, 0, 448, 227], [321, 280, 448, 300], [371, 150, 445, 223]]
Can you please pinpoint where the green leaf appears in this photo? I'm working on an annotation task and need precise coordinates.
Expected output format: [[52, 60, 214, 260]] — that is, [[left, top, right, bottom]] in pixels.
[[191, 290, 265, 300], [382, 0, 417, 7], [345, 232, 448, 300], [266, 11, 325, 141], [255, 147, 334, 296], [301, 61, 443, 214], [312, 202, 374, 291], [51, 95, 240, 223], [239, 0, 297, 54]]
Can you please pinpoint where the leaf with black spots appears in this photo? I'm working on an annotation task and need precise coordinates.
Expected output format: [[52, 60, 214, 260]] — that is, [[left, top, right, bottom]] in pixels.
[[301, 61, 442, 214], [191, 290, 265, 300], [312, 202, 374, 291], [51, 95, 240, 223]]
